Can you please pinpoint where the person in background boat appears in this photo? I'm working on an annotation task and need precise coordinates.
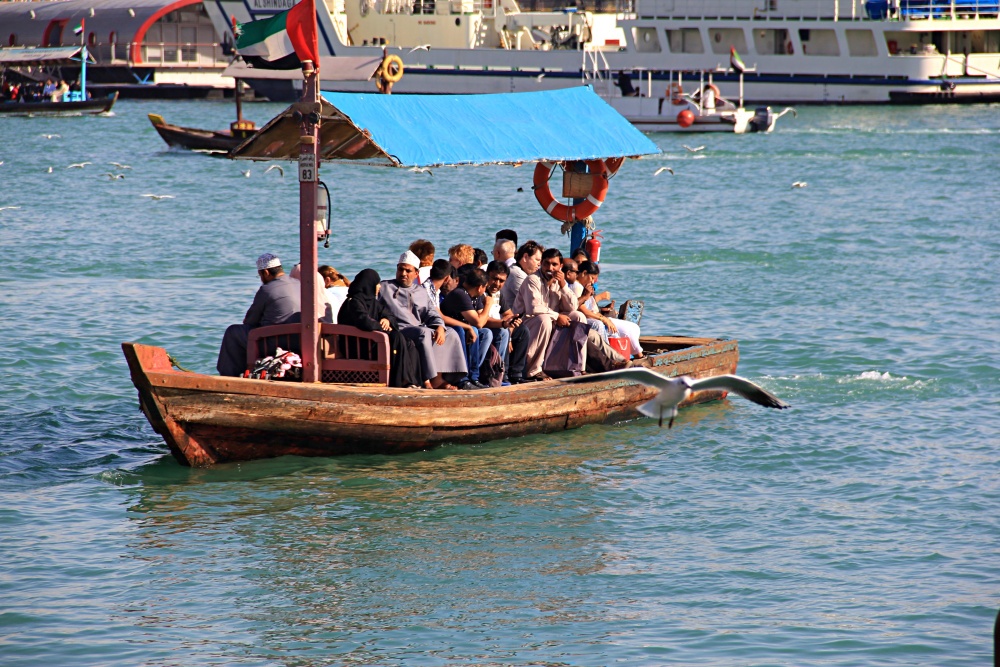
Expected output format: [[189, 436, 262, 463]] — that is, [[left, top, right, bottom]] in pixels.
[[216, 253, 301, 377], [319, 265, 349, 324], [473, 248, 489, 270], [448, 244, 474, 269], [514, 247, 624, 381], [702, 85, 716, 111], [409, 239, 435, 284], [492, 238, 516, 269], [577, 261, 643, 359], [338, 268, 422, 389], [485, 260, 528, 385], [42, 79, 56, 99], [441, 268, 494, 390], [500, 240, 543, 308], [422, 258, 451, 308], [379, 250, 467, 390], [51, 80, 69, 103]]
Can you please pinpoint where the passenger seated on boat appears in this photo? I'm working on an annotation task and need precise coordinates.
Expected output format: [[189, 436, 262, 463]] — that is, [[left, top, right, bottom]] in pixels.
[[422, 258, 451, 308], [42, 79, 56, 98], [338, 268, 422, 388], [216, 253, 301, 377], [52, 80, 69, 103], [448, 244, 475, 269], [577, 261, 643, 359], [492, 238, 516, 269], [441, 268, 494, 390], [378, 251, 467, 390], [290, 263, 334, 323], [409, 239, 435, 284], [514, 248, 627, 380], [319, 265, 350, 324], [485, 260, 528, 385], [562, 258, 583, 298], [500, 240, 543, 308]]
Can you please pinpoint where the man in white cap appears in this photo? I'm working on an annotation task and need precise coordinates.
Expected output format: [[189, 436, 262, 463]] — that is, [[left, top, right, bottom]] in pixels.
[[216, 253, 302, 376], [378, 250, 467, 389]]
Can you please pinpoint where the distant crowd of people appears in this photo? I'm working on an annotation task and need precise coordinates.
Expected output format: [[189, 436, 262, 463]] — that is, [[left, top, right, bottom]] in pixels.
[[2, 78, 74, 103], [217, 229, 643, 390]]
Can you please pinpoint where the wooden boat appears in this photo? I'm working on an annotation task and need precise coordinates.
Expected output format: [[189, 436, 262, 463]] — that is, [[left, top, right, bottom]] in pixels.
[[123, 74, 745, 466], [123, 336, 737, 466], [147, 78, 257, 154], [0, 46, 117, 116]]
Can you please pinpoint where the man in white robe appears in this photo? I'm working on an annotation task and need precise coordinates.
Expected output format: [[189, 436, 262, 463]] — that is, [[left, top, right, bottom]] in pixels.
[[379, 251, 467, 389]]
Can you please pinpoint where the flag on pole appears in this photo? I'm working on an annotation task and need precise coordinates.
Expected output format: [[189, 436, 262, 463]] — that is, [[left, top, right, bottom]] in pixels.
[[729, 46, 746, 74], [73, 19, 85, 35], [234, 0, 318, 70]]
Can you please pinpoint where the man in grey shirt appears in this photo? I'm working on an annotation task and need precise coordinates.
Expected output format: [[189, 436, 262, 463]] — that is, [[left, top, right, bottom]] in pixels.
[[216, 253, 301, 376]]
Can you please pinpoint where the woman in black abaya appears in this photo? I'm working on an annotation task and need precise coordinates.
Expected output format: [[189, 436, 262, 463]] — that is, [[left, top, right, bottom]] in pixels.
[[338, 269, 423, 388]]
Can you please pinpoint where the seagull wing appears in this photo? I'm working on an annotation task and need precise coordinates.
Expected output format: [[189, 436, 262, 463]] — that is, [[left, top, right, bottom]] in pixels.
[[689, 375, 790, 409], [559, 366, 674, 390]]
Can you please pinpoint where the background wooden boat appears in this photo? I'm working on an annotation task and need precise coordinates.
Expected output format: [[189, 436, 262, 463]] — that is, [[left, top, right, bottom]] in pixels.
[[0, 91, 117, 116], [123, 336, 739, 466], [147, 113, 249, 153]]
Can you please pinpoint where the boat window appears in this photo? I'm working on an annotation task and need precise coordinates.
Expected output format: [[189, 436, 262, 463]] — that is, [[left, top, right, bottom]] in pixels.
[[752, 28, 791, 55], [181, 27, 197, 62], [632, 27, 661, 53], [799, 28, 840, 56], [665, 28, 703, 54], [846, 29, 877, 57], [707, 27, 747, 55]]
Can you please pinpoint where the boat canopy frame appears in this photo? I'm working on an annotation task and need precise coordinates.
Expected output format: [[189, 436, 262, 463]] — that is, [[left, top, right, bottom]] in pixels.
[[0, 46, 95, 66]]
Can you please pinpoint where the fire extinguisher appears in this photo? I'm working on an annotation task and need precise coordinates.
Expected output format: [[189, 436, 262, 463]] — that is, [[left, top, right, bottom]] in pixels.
[[584, 229, 603, 263]]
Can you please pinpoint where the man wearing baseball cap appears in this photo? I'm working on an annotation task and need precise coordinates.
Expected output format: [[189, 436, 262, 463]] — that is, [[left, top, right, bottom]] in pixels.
[[216, 253, 302, 376]]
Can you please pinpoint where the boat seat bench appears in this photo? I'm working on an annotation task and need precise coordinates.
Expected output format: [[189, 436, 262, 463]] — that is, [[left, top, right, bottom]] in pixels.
[[247, 323, 390, 386]]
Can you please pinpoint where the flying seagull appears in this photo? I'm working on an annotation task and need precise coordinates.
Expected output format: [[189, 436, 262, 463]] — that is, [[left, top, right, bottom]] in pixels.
[[791, 181, 807, 188], [654, 166, 675, 176], [102, 172, 125, 180], [683, 145, 705, 153], [409, 44, 431, 52], [264, 164, 284, 177], [240, 169, 251, 178], [109, 162, 132, 169], [408, 166, 433, 175], [141, 194, 174, 200], [46, 167, 53, 173], [0, 206, 21, 212], [67, 162, 92, 169], [561, 368, 789, 428], [41, 134, 61, 139]]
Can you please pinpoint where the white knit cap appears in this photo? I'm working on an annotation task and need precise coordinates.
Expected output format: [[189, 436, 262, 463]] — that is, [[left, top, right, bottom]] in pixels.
[[256, 253, 281, 271], [397, 250, 420, 269]]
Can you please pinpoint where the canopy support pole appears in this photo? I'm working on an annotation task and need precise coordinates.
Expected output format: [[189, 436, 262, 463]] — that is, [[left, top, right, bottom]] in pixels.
[[299, 60, 321, 383]]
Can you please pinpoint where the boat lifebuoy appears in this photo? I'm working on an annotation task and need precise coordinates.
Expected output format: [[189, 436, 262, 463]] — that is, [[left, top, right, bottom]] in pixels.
[[668, 82, 684, 105], [605, 157, 624, 175], [380, 54, 404, 83], [533, 160, 609, 223], [786, 40, 794, 55]]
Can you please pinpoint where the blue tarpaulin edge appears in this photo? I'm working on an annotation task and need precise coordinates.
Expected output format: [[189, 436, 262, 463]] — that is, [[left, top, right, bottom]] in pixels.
[[320, 86, 660, 168]]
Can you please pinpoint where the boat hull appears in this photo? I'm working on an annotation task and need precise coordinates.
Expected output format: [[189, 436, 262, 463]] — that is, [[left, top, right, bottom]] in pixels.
[[0, 92, 117, 116], [148, 113, 248, 153], [123, 336, 739, 466]]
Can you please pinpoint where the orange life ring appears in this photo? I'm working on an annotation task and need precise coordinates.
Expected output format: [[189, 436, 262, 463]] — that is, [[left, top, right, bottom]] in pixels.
[[604, 157, 624, 175], [533, 160, 609, 223]]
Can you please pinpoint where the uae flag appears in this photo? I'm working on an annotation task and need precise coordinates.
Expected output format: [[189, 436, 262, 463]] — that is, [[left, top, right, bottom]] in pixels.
[[234, 0, 318, 70], [73, 19, 85, 36], [730, 46, 746, 74]]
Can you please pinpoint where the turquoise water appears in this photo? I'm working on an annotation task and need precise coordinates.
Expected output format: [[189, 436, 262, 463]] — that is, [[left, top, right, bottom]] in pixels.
[[0, 99, 997, 665]]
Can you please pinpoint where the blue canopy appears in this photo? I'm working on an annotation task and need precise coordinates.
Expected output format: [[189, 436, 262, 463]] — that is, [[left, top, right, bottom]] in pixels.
[[231, 87, 660, 167]]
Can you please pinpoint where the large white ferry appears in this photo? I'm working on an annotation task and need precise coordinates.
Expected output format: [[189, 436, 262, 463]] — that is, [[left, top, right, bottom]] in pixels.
[[205, 0, 1000, 103]]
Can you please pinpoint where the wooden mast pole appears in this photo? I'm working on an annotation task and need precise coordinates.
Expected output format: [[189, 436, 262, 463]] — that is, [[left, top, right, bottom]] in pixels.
[[298, 59, 321, 383]]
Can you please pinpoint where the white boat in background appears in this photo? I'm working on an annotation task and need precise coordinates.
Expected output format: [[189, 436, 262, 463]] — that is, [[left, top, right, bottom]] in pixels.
[[603, 68, 797, 132], [204, 0, 1000, 103]]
